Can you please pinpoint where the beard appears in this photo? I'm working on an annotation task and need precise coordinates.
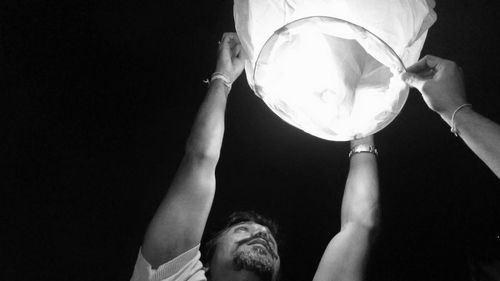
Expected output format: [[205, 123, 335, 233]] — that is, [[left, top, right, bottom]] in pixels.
[[233, 246, 275, 281]]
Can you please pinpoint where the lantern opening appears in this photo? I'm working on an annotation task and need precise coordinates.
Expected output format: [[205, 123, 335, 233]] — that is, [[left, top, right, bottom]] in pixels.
[[253, 16, 406, 140]]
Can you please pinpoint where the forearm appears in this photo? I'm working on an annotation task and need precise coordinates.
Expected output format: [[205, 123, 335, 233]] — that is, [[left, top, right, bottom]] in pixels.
[[141, 32, 245, 268], [312, 137, 380, 281], [142, 80, 230, 268], [185, 80, 230, 162], [451, 107, 500, 178], [341, 136, 380, 229]]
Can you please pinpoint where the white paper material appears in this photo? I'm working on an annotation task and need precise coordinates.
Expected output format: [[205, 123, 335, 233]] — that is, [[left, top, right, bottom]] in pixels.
[[234, 0, 436, 140]]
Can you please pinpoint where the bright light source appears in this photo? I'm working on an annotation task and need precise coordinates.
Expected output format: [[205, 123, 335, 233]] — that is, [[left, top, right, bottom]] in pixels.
[[235, 0, 436, 141]]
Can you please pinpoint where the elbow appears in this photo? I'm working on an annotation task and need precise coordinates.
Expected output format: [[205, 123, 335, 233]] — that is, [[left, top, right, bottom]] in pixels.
[[363, 215, 381, 242], [343, 211, 381, 243], [363, 205, 380, 230], [184, 143, 221, 165], [344, 204, 381, 232], [344, 219, 381, 244], [360, 205, 380, 231], [352, 217, 380, 236]]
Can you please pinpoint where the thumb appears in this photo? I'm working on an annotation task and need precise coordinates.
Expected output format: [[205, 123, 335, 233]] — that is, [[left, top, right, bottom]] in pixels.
[[401, 71, 425, 90]]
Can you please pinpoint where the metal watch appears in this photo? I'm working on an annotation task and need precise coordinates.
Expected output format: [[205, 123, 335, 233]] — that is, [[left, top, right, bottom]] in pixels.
[[349, 144, 378, 158]]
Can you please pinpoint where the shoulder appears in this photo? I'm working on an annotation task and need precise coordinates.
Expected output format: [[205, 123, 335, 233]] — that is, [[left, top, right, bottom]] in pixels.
[[130, 244, 207, 281]]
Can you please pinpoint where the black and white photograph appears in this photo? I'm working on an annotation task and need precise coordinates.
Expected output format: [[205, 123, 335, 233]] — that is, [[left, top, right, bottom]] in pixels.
[[4, 1, 500, 280]]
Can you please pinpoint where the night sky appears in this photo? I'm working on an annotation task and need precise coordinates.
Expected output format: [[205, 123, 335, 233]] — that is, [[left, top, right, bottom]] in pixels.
[[4, 1, 500, 280]]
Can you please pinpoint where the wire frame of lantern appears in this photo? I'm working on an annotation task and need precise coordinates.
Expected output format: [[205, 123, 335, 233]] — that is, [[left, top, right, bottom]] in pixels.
[[252, 16, 408, 141]]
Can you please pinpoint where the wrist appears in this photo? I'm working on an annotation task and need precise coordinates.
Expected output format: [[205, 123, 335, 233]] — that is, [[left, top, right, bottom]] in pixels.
[[437, 101, 469, 126], [211, 72, 232, 88], [349, 143, 378, 158], [439, 103, 472, 127], [205, 71, 232, 96], [210, 79, 231, 96], [439, 110, 453, 126], [439, 107, 460, 126], [213, 68, 237, 83], [450, 105, 473, 136]]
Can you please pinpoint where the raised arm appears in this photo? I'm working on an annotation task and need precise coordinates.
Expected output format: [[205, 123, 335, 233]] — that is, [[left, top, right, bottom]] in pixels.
[[313, 136, 379, 281], [141, 33, 245, 268], [403, 55, 500, 179]]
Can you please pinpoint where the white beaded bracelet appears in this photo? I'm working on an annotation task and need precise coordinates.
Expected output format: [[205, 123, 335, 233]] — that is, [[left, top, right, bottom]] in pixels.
[[450, 103, 472, 137], [210, 72, 232, 91]]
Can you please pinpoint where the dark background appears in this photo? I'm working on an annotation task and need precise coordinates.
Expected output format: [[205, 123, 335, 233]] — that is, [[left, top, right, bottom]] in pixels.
[[4, 1, 500, 280]]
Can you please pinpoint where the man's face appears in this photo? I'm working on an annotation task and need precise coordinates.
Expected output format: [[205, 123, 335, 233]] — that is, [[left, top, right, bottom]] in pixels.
[[210, 221, 280, 281]]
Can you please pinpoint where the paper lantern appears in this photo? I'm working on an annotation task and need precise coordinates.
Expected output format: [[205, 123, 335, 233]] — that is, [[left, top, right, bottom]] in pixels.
[[234, 0, 436, 141]]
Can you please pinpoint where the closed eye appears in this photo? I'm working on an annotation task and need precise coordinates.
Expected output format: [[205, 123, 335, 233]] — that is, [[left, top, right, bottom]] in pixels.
[[234, 225, 249, 232]]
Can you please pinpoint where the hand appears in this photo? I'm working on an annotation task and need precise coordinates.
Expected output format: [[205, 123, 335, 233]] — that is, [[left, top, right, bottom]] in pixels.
[[402, 55, 468, 123], [214, 32, 246, 84], [351, 135, 374, 147]]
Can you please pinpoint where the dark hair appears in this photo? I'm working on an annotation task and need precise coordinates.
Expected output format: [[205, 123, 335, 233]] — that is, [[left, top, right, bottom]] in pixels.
[[202, 210, 280, 265]]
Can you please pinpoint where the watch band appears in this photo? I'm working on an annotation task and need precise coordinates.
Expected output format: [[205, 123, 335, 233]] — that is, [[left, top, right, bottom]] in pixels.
[[349, 144, 378, 158]]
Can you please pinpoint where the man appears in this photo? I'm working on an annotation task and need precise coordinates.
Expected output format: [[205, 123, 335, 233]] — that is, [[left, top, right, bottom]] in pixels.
[[130, 32, 380, 281], [403, 55, 500, 179]]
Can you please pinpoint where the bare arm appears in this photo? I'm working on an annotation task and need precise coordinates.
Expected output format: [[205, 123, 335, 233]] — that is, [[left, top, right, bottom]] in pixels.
[[313, 136, 379, 281], [141, 33, 245, 268], [403, 55, 500, 178], [451, 108, 500, 177]]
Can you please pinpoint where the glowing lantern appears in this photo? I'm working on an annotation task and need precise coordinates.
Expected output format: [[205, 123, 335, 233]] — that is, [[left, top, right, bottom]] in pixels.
[[234, 0, 436, 140]]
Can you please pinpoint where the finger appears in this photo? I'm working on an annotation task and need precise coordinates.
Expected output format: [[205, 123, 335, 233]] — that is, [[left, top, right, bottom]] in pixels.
[[406, 55, 444, 75], [221, 32, 238, 45], [234, 43, 242, 58], [221, 32, 231, 42], [419, 55, 441, 69], [418, 68, 436, 79], [406, 58, 429, 73], [406, 56, 432, 74], [218, 43, 232, 62], [218, 33, 231, 50], [401, 71, 426, 89], [229, 33, 241, 45], [236, 44, 248, 61]]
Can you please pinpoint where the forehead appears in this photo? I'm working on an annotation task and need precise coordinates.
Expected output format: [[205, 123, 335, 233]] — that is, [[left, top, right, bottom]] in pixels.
[[230, 221, 269, 230], [226, 221, 276, 240]]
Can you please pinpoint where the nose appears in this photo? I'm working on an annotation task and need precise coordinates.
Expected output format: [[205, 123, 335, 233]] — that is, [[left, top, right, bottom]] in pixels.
[[251, 224, 270, 236], [250, 225, 275, 248], [249, 225, 279, 259]]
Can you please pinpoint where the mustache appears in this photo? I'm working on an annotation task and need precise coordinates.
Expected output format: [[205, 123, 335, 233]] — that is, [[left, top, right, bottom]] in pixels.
[[237, 233, 278, 259]]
